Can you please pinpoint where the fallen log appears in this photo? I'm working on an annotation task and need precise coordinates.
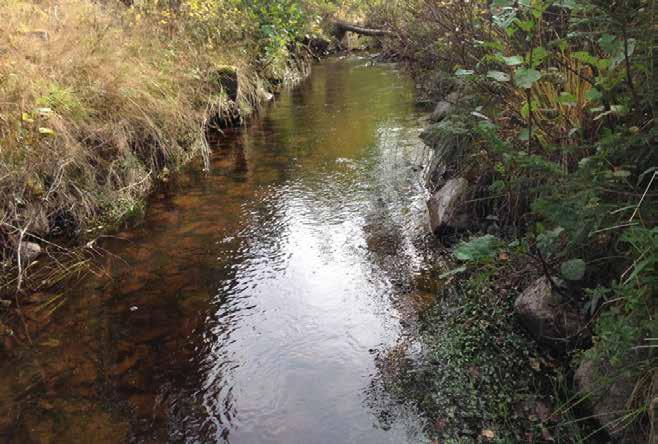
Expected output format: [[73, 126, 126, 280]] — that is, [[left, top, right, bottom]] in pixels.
[[332, 20, 395, 38]]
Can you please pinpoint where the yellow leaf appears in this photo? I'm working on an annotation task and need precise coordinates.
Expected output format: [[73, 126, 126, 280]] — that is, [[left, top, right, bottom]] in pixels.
[[40, 338, 61, 347], [38, 127, 56, 136]]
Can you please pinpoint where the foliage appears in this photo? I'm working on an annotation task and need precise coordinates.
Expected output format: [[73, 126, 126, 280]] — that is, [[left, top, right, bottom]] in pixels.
[[365, 0, 658, 438], [383, 270, 553, 442], [454, 235, 502, 262]]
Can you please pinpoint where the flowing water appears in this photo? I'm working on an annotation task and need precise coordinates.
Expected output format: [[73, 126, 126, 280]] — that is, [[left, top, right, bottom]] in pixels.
[[1, 57, 437, 443]]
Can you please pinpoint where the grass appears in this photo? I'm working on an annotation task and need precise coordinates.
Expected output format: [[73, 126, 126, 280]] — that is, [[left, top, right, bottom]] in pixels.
[[0, 0, 310, 294]]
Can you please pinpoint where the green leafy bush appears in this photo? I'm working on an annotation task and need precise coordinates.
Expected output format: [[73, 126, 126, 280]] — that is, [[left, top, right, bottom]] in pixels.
[[368, 0, 657, 437]]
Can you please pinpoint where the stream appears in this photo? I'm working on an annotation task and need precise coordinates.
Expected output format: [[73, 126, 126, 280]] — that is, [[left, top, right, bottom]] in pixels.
[[1, 56, 438, 443]]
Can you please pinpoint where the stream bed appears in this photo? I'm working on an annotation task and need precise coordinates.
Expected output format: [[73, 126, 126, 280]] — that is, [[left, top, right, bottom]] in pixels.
[[1, 57, 440, 443]]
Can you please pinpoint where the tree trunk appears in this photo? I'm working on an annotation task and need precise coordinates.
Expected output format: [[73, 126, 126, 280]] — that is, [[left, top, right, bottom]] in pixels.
[[332, 20, 394, 38]]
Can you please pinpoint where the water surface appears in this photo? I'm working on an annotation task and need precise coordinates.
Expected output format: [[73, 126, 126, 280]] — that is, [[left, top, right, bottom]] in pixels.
[[1, 57, 434, 443]]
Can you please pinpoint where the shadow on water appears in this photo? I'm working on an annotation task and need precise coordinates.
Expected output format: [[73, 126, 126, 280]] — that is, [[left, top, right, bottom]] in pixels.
[[1, 57, 437, 443]]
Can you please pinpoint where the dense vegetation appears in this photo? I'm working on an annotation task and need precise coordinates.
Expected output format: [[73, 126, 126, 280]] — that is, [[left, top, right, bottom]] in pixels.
[[361, 0, 656, 441]]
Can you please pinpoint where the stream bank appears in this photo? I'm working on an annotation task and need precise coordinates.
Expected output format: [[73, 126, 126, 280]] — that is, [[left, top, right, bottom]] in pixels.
[[358, 1, 657, 441], [0, 0, 331, 303]]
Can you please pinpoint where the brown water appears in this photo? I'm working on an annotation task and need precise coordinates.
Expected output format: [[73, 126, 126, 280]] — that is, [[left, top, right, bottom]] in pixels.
[[1, 57, 436, 443]]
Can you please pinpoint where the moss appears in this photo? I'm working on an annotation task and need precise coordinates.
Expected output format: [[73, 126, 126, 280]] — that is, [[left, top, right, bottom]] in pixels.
[[382, 267, 558, 441]]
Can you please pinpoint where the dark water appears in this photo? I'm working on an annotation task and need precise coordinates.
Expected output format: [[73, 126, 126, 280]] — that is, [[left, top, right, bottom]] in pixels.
[[1, 57, 435, 443]]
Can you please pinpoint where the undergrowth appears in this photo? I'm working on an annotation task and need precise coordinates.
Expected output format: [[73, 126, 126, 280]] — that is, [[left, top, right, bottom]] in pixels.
[[393, 269, 554, 442], [361, 0, 657, 441]]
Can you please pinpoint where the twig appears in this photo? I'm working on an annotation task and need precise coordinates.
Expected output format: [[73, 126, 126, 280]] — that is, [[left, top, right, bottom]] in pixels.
[[629, 171, 657, 222], [15, 222, 30, 293]]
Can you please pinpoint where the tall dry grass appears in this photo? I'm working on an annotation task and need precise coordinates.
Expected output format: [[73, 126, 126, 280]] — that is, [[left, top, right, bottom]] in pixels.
[[0, 0, 275, 290]]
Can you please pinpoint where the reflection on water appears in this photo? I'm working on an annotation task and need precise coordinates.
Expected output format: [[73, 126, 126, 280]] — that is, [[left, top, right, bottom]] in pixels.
[[1, 57, 434, 443]]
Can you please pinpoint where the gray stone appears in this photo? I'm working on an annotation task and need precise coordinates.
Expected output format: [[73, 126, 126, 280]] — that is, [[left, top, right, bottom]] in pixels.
[[429, 101, 451, 122], [429, 92, 459, 122], [514, 276, 581, 346], [427, 177, 470, 233], [574, 358, 644, 441]]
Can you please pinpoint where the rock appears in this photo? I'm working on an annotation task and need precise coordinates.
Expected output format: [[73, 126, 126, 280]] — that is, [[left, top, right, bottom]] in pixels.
[[574, 358, 643, 441], [429, 101, 451, 122], [427, 177, 470, 234], [19, 241, 42, 264], [429, 92, 459, 122], [514, 276, 581, 347]]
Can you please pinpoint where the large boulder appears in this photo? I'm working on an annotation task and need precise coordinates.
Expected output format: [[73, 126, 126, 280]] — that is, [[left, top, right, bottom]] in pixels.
[[574, 358, 648, 442], [427, 177, 470, 234], [429, 101, 451, 123], [514, 276, 582, 347]]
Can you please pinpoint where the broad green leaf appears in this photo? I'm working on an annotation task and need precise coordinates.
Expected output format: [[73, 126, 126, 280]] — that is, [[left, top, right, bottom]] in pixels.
[[572, 51, 599, 67], [514, 19, 534, 33], [598, 34, 618, 53], [521, 100, 539, 118], [502, 55, 524, 66], [585, 89, 602, 102], [480, 40, 505, 51], [486, 70, 510, 82], [557, 92, 577, 106], [455, 69, 475, 77], [454, 235, 501, 262], [610, 39, 635, 69], [537, 226, 564, 256], [529, 46, 548, 68], [515, 68, 541, 89], [561, 259, 586, 281]]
